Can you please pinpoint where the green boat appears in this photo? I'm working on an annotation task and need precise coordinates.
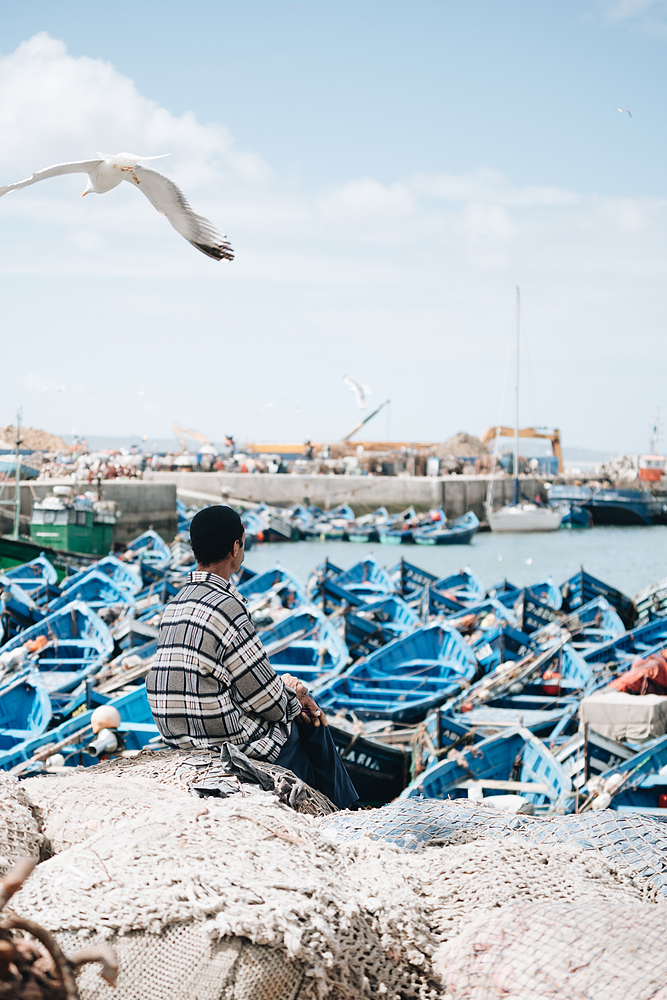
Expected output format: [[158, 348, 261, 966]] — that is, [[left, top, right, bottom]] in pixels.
[[30, 494, 115, 556]]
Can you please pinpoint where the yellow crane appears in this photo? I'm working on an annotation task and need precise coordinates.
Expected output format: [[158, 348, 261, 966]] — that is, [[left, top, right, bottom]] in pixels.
[[171, 423, 217, 455], [480, 426, 563, 473]]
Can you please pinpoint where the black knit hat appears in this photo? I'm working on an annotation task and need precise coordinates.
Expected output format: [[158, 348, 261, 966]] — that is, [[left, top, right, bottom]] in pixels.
[[189, 505, 244, 564]]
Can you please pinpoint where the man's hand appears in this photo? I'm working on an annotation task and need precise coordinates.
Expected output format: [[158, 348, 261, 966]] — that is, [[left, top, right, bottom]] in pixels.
[[282, 674, 328, 728]]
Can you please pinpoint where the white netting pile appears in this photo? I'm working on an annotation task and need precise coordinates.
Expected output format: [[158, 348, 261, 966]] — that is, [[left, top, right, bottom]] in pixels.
[[21, 773, 190, 854], [89, 747, 337, 816], [8, 782, 667, 1000], [434, 899, 667, 999], [10, 795, 442, 1000], [0, 774, 41, 871]]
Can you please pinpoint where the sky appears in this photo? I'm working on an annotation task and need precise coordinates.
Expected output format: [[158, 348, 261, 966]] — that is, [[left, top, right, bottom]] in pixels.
[[1, 0, 667, 452]]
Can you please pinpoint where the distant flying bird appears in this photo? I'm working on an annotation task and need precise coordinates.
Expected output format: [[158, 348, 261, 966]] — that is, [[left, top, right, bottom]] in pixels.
[[343, 374, 372, 410], [0, 152, 234, 261], [617, 107, 632, 117]]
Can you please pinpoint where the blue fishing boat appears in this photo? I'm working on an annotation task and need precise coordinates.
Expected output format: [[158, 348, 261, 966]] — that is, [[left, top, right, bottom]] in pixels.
[[412, 511, 480, 546], [0, 669, 52, 750], [344, 596, 421, 659], [63, 555, 142, 597], [0, 600, 113, 696], [400, 726, 573, 812], [0, 579, 45, 638], [445, 642, 594, 739], [377, 507, 418, 545], [582, 615, 667, 669], [584, 735, 667, 816], [586, 488, 666, 527], [561, 596, 625, 653], [315, 622, 478, 723], [0, 685, 159, 774], [335, 557, 395, 600], [346, 508, 390, 543], [558, 503, 593, 528], [328, 721, 411, 804], [257, 604, 349, 684], [1, 556, 58, 601], [553, 728, 636, 797], [418, 568, 484, 615], [391, 559, 438, 597], [125, 530, 172, 568], [237, 566, 308, 627], [302, 505, 355, 541], [443, 600, 530, 674], [48, 569, 136, 613], [561, 568, 636, 627], [309, 577, 365, 616], [635, 576, 667, 623]]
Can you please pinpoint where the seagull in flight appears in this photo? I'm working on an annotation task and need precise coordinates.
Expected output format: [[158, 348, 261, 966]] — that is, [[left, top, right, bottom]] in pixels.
[[0, 152, 233, 261], [343, 374, 372, 410], [617, 107, 632, 117]]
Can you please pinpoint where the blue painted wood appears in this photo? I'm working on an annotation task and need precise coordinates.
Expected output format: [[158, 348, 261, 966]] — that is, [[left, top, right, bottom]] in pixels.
[[126, 530, 172, 567], [334, 558, 396, 601], [561, 568, 635, 627], [401, 726, 573, 809], [0, 580, 45, 637], [0, 685, 158, 772], [390, 560, 438, 598], [412, 511, 480, 546], [344, 596, 421, 658], [63, 556, 141, 597], [316, 622, 478, 723], [582, 616, 667, 667], [0, 669, 52, 750], [237, 565, 309, 608], [48, 570, 136, 612], [0, 600, 113, 695], [257, 604, 350, 684], [2, 556, 58, 600]]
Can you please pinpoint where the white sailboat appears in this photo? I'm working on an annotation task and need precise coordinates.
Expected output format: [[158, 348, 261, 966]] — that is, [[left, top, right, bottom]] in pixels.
[[487, 288, 563, 533]]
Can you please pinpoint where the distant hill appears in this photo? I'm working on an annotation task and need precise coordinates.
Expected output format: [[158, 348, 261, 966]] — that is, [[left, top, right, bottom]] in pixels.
[[562, 446, 617, 463]]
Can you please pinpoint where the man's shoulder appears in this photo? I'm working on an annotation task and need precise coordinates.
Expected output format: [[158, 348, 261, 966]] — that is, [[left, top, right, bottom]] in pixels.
[[165, 577, 248, 628]]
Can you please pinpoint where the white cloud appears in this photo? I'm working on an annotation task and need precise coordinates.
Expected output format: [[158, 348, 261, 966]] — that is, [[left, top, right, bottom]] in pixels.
[[598, 0, 667, 29]]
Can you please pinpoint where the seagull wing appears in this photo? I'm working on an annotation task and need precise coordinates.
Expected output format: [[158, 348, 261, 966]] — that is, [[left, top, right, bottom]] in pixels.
[[129, 166, 234, 261], [0, 160, 102, 197]]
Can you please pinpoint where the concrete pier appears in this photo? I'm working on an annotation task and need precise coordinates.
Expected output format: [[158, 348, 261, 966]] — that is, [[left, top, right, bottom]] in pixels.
[[152, 471, 545, 523]]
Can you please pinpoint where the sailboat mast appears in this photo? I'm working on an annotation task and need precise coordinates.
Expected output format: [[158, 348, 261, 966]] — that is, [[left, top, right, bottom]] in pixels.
[[513, 287, 520, 506]]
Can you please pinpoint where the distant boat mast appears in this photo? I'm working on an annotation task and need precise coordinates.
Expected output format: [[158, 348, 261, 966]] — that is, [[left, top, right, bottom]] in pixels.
[[513, 287, 520, 506]]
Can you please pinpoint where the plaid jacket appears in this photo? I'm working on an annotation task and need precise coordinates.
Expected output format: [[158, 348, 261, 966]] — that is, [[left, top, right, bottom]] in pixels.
[[146, 571, 301, 761]]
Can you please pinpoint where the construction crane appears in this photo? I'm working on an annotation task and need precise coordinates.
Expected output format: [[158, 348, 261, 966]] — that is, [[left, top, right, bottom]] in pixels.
[[343, 399, 391, 443], [171, 423, 217, 455], [480, 426, 563, 473]]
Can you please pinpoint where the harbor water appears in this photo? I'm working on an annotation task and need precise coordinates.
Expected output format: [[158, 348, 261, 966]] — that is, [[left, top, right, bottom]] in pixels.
[[245, 525, 667, 597]]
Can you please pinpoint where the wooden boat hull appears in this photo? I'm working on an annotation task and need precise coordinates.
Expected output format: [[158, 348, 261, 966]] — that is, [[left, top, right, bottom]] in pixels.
[[401, 726, 573, 810], [329, 723, 410, 804]]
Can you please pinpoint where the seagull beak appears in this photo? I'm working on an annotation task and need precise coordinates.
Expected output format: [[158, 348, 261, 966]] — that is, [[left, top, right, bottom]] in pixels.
[[81, 190, 88, 197]]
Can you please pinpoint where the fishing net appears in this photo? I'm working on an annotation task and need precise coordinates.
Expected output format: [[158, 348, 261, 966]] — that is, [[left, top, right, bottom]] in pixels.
[[10, 790, 664, 1000], [21, 773, 189, 855], [322, 797, 667, 894], [0, 774, 42, 871], [10, 796, 441, 1000], [89, 746, 337, 817], [434, 899, 667, 1000]]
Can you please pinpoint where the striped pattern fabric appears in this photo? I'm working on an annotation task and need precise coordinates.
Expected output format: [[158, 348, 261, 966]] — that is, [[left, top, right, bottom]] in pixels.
[[147, 571, 301, 760]]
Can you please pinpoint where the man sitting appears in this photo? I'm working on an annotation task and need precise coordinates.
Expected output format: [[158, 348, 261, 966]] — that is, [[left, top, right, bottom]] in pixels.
[[146, 504, 358, 809]]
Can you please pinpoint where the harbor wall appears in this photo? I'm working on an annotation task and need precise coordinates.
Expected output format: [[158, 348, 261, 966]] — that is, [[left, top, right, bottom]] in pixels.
[[151, 471, 545, 522], [0, 480, 177, 543]]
